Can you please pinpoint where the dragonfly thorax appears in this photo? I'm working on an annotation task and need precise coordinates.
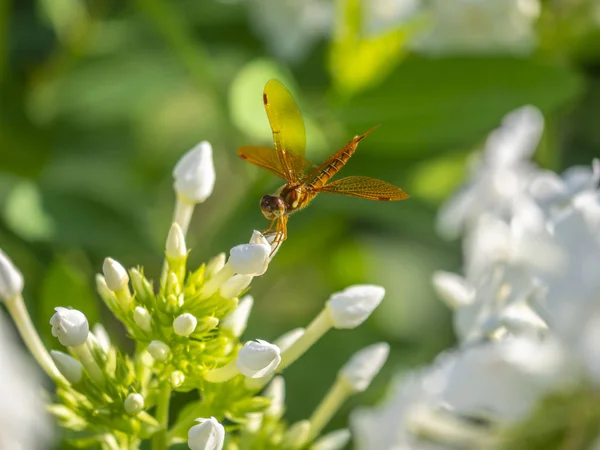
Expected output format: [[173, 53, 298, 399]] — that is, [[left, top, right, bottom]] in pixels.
[[260, 195, 286, 220]]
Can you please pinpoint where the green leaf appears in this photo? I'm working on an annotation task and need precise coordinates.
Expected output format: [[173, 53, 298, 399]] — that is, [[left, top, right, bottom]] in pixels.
[[339, 57, 583, 155], [39, 256, 100, 348]]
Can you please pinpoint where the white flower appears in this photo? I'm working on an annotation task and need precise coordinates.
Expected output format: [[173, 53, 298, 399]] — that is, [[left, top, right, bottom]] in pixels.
[[311, 429, 351, 450], [282, 420, 310, 449], [432, 271, 475, 309], [50, 350, 83, 383], [437, 106, 543, 239], [92, 323, 111, 353], [173, 141, 215, 204], [173, 313, 198, 337], [0, 250, 23, 302], [134, 306, 152, 332], [220, 274, 252, 299], [124, 393, 144, 415], [148, 340, 170, 361], [166, 223, 187, 260], [326, 285, 385, 329], [264, 376, 285, 418], [188, 417, 225, 450], [236, 339, 281, 378], [50, 307, 89, 347], [0, 311, 51, 450], [229, 242, 270, 276], [339, 343, 389, 392], [220, 295, 253, 337], [102, 258, 129, 291]]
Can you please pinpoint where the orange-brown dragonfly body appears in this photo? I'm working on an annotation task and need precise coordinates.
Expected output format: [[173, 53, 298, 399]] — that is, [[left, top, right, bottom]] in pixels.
[[238, 79, 409, 244]]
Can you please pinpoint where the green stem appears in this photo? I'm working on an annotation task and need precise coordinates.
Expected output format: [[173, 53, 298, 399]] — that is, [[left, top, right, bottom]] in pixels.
[[152, 381, 172, 450], [5, 295, 67, 385], [308, 379, 352, 440], [279, 310, 332, 370]]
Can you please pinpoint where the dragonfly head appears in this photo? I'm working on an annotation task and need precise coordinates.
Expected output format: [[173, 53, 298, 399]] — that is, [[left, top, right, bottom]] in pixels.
[[260, 195, 286, 220]]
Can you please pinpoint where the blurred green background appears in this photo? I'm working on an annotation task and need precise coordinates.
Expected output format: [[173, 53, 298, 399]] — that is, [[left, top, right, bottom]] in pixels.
[[2, 0, 600, 447]]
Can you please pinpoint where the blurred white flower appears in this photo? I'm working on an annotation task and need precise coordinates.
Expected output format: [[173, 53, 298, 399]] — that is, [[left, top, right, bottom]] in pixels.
[[134, 306, 152, 332], [236, 339, 281, 378], [264, 376, 285, 418], [50, 350, 83, 384], [50, 307, 89, 347], [311, 428, 351, 450], [188, 417, 225, 450], [0, 250, 23, 302], [173, 141, 216, 204], [437, 106, 544, 239], [148, 340, 170, 361], [413, 0, 540, 56], [220, 295, 253, 337], [124, 393, 144, 415], [92, 323, 111, 353], [326, 285, 385, 329], [339, 343, 390, 393], [0, 311, 51, 449]]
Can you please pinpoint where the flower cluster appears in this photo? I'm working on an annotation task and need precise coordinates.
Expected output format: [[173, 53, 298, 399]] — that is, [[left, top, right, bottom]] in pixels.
[[0, 140, 390, 450], [351, 105, 600, 449]]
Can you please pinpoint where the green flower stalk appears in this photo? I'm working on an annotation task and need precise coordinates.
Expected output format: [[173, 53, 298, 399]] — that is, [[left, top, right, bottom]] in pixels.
[[0, 139, 391, 450]]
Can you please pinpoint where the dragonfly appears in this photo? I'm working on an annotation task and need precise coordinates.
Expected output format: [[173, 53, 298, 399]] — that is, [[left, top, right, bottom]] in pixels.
[[237, 79, 409, 246]]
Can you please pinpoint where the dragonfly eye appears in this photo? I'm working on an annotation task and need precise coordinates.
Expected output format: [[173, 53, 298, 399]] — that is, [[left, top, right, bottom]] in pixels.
[[260, 195, 286, 220]]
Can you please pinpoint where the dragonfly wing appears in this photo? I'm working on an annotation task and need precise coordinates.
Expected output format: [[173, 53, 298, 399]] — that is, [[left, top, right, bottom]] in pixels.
[[263, 79, 307, 184], [319, 176, 410, 201], [238, 145, 317, 181]]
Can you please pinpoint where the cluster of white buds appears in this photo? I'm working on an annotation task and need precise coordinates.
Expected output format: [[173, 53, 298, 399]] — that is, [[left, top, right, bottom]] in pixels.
[[0, 139, 392, 450]]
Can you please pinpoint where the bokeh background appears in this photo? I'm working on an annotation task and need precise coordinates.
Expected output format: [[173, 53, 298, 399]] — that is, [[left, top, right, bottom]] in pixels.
[[2, 0, 600, 447]]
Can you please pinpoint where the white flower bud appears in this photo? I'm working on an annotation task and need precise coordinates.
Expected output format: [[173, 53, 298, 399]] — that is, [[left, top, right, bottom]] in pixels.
[[312, 429, 351, 450], [236, 339, 281, 378], [0, 250, 23, 302], [326, 285, 384, 329], [220, 274, 252, 299], [274, 328, 305, 352], [134, 306, 152, 332], [173, 313, 197, 336], [220, 295, 253, 337], [432, 271, 475, 309], [228, 243, 270, 275], [102, 258, 129, 291], [92, 324, 111, 353], [148, 340, 170, 361], [50, 307, 89, 347], [188, 416, 225, 450], [50, 350, 83, 383], [124, 393, 145, 415], [173, 141, 216, 204], [264, 376, 285, 418], [339, 342, 389, 392], [206, 253, 226, 276], [283, 420, 310, 449], [171, 370, 185, 388], [166, 223, 187, 260]]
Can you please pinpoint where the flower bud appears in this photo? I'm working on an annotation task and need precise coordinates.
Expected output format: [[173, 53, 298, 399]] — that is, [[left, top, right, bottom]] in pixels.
[[228, 243, 270, 275], [50, 350, 83, 383], [432, 271, 475, 309], [220, 295, 253, 337], [134, 306, 152, 332], [274, 328, 305, 352], [124, 393, 144, 415], [220, 274, 252, 299], [188, 417, 225, 450], [173, 141, 216, 204], [0, 250, 23, 301], [173, 313, 197, 336], [236, 339, 281, 378], [339, 342, 389, 392], [171, 370, 185, 388], [50, 307, 89, 347], [148, 340, 170, 361], [312, 429, 351, 450], [166, 223, 187, 260], [102, 258, 129, 291], [92, 324, 111, 353], [326, 285, 384, 329], [283, 420, 310, 449], [264, 376, 285, 418], [205, 253, 226, 277]]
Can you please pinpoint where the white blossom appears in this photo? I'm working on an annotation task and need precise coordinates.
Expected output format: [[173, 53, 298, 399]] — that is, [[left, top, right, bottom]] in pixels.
[[92, 323, 111, 353], [188, 417, 225, 450], [220, 274, 253, 299], [339, 343, 389, 392], [220, 295, 253, 337], [228, 242, 270, 275], [124, 393, 144, 415], [326, 285, 385, 329], [311, 429, 351, 450], [102, 258, 129, 291], [0, 250, 23, 302], [166, 223, 187, 260], [173, 141, 215, 204], [50, 307, 89, 347], [264, 376, 285, 418], [148, 340, 170, 361], [50, 350, 83, 383], [134, 306, 152, 332], [173, 313, 198, 337], [236, 339, 281, 378]]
